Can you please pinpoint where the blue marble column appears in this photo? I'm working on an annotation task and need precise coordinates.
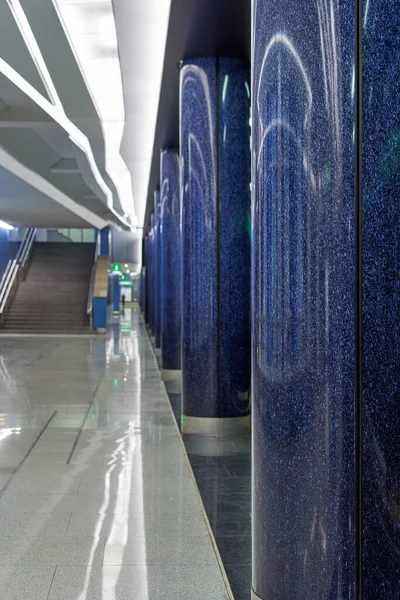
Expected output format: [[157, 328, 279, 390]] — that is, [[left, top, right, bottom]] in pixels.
[[153, 190, 162, 353], [112, 274, 120, 314], [99, 227, 110, 256], [144, 235, 150, 325], [160, 149, 181, 380], [252, 1, 356, 599], [362, 2, 400, 597], [180, 57, 251, 436], [148, 217, 155, 338]]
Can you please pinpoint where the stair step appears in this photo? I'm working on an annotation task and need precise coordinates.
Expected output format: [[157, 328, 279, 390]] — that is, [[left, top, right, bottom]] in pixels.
[[2, 242, 96, 333]]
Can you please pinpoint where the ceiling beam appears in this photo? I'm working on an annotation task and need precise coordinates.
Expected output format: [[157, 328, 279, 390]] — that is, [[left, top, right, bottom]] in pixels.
[[0, 105, 54, 127]]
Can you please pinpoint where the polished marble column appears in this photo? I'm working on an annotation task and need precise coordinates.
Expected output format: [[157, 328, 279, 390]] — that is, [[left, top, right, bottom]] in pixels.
[[362, 2, 400, 596], [144, 235, 150, 326], [148, 216, 155, 340], [180, 57, 251, 436], [160, 149, 181, 381], [154, 190, 162, 353], [112, 274, 120, 314], [252, 1, 356, 598], [99, 226, 110, 256]]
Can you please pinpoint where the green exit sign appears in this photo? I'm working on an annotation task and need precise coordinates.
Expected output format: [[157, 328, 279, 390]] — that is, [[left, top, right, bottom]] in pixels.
[[112, 263, 121, 272]]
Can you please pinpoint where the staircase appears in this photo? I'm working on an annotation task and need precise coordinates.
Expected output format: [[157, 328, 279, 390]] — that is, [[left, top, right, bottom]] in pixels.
[[3, 242, 95, 333]]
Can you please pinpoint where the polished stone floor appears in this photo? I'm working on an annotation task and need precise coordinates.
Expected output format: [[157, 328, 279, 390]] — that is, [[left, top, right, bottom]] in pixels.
[[0, 309, 231, 599], [168, 397, 252, 600]]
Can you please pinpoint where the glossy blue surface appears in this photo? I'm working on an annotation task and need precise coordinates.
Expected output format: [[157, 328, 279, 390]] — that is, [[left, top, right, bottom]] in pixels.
[[139, 268, 145, 314], [154, 190, 162, 348], [218, 58, 251, 417], [160, 149, 181, 371], [148, 217, 155, 334], [362, 1, 400, 596], [180, 58, 218, 418], [252, 2, 356, 598], [112, 275, 120, 313], [144, 236, 150, 325], [99, 227, 110, 256], [180, 58, 251, 419], [93, 297, 107, 329]]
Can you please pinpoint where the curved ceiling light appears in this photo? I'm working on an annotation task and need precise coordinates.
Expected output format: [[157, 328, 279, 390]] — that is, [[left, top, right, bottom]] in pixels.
[[3, 0, 131, 230], [0, 220, 14, 231], [52, 0, 137, 226], [6, 0, 63, 109]]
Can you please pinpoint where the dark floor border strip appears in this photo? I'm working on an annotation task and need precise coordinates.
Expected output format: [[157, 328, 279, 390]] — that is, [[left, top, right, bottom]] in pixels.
[[66, 380, 102, 464], [0, 410, 57, 499]]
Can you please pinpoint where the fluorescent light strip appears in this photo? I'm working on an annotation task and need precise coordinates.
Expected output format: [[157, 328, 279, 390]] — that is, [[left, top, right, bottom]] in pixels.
[[0, 57, 129, 228], [0, 147, 109, 230], [2, 1, 133, 229], [0, 54, 113, 207], [52, 0, 137, 226], [6, 0, 63, 109], [0, 220, 14, 231]]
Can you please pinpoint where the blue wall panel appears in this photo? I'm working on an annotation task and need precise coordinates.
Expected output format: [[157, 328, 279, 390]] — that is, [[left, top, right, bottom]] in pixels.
[[93, 297, 107, 330], [160, 150, 181, 372], [362, 1, 400, 596], [0, 230, 10, 279], [252, 2, 356, 598]]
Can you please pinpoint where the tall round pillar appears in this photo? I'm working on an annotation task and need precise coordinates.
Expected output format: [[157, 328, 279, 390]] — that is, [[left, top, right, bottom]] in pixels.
[[148, 216, 155, 341], [153, 190, 162, 354], [99, 226, 110, 256], [180, 57, 251, 437], [112, 274, 120, 314], [144, 234, 150, 325], [160, 149, 181, 381], [252, 1, 356, 599]]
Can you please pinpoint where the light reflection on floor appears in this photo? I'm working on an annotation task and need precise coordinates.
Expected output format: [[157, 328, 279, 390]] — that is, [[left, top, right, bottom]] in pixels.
[[0, 308, 229, 600]]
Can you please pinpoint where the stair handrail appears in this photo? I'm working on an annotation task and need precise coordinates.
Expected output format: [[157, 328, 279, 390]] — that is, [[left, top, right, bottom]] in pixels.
[[87, 265, 96, 316], [0, 259, 13, 294], [86, 243, 99, 329], [19, 228, 37, 267], [0, 228, 37, 320], [0, 260, 18, 315]]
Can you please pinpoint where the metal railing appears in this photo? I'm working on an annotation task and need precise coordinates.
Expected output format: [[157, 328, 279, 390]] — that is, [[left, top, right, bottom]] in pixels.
[[86, 243, 100, 329], [0, 228, 37, 324]]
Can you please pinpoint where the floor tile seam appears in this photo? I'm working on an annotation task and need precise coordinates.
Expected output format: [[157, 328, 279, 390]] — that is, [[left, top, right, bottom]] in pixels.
[[46, 566, 58, 600], [64, 513, 73, 535], [66, 378, 103, 464], [0, 411, 57, 500], [142, 317, 235, 600]]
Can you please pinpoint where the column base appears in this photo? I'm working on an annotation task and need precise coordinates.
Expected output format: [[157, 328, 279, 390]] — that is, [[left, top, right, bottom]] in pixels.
[[251, 590, 263, 600], [181, 415, 250, 437], [183, 433, 244, 456], [161, 368, 181, 381]]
